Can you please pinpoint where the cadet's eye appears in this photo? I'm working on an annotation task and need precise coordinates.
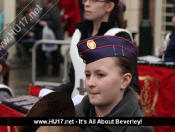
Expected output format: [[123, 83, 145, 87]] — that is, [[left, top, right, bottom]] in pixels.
[[85, 73, 90, 78], [98, 73, 104, 77]]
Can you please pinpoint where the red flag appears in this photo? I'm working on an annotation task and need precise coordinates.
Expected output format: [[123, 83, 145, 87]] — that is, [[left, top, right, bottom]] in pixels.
[[138, 64, 175, 132]]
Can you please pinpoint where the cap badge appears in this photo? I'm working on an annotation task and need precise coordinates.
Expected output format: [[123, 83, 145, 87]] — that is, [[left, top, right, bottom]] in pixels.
[[87, 40, 96, 50]]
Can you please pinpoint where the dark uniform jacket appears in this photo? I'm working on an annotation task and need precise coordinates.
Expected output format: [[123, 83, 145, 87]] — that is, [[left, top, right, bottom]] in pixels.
[[54, 19, 140, 95], [75, 88, 154, 132], [164, 30, 175, 62]]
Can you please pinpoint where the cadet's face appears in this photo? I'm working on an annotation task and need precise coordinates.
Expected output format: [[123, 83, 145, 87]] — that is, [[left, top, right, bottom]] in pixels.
[[85, 57, 124, 107], [84, 0, 111, 22], [172, 15, 175, 27]]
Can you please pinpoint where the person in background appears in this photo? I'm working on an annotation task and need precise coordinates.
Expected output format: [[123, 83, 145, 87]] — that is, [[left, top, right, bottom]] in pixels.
[[15, 7, 36, 62], [75, 35, 154, 132], [57, 0, 82, 37], [164, 4, 175, 62], [15, 7, 36, 41], [16, 0, 34, 23], [35, 0, 64, 77], [54, 0, 140, 96], [0, 47, 14, 101]]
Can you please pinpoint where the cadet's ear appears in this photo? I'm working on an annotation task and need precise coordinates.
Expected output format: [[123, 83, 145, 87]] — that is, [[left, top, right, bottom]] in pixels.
[[105, 2, 115, 12], [0, 64, 3, 73], [121, 73, 132, 90]]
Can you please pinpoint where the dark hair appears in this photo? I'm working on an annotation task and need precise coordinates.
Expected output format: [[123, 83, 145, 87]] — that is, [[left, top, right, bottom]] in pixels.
[[23, 7, 32, 16], [108, 0, 125, 28], [114, 57, 143, 109], [0, 59, 10, 86], [114, 56, 134, 77]]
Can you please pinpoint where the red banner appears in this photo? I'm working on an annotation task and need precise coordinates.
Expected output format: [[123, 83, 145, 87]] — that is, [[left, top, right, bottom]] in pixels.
[[28, 84, 42, 96], [138, 64, 175, 132], [0, 104, 24, 132]]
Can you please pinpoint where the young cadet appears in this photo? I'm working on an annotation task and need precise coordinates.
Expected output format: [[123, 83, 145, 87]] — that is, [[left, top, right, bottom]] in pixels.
[[54, 0, 140, 97], [75, 35, 154, 132]]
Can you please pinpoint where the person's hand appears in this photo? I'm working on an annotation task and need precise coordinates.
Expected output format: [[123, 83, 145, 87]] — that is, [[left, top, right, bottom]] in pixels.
[[158, 46, 164, 56], [39, 20, 47, 26], [28, 32, 34, 37], [155, 46, 163, 57]]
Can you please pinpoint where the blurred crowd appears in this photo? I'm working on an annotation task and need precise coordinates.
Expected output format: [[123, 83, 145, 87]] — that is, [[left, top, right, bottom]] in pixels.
[[14, 0, 83, 77]]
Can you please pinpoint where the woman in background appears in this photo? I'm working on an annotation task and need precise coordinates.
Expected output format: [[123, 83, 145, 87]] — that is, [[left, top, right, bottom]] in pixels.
[[0, 47, 14, 101]]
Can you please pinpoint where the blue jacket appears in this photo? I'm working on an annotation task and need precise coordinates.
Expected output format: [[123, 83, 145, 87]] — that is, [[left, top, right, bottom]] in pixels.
[[164, 31, 175, 62]]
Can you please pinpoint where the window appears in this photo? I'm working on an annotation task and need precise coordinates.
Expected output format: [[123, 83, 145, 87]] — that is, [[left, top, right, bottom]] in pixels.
[[162, 0, 174, 33]]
